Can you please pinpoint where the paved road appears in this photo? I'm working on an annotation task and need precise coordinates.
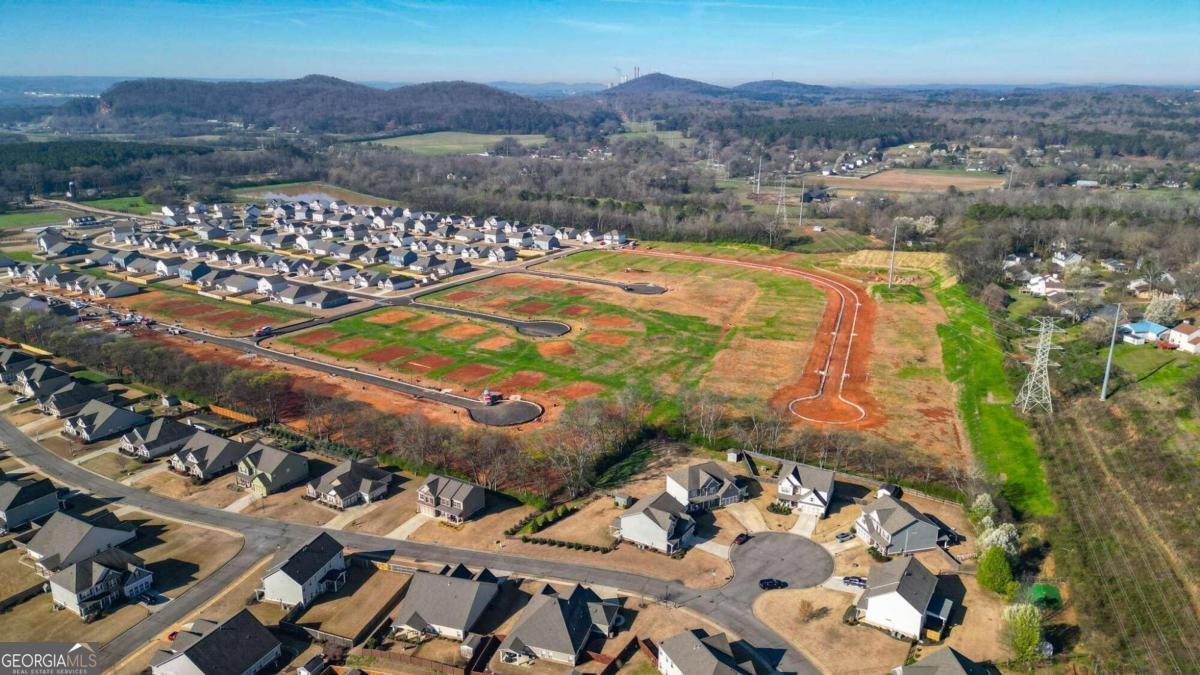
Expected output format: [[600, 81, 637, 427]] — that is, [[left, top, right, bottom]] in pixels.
[[0, 417, 821, 674]]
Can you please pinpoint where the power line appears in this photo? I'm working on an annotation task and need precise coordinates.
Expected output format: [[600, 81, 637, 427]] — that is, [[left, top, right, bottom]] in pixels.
[[1015, 317, 1063, 415]]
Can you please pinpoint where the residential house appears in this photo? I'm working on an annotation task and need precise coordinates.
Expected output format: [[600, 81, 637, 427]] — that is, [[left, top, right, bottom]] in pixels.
[[87, 280, 140, 299], [0, 478, 60, 533], [0, 348, 36, 384], [610, 491, 694, 554], [46, 241, 90, 258], [18, 511, 136, 576], [305, 459, 390, 509], [1100, 258, 1130, 274], [435, 259, 472, 278], [892, 646, 986, 675], [1165, 321, 1200, 354], [775, 462, 836, 517], [169, 431, 250, 482], [378, 275, 415, 292], [1118, 320, 1169, 345], [124, 258, 160, 276], [483, 229, 507, 244], [388, 249, 417, 267], [304, 290, 349, 309], [1025, 274, 1065, 297], [68, 215, 98, 227], [657, 629, 761, 675], [195, 269, 233, 290], [856, 557, 953, 641], [277, 284, 318, 305], [256, 532, 346, 610], [352, 271, 386, 289], [120, 418, 197, 460], [665, 462, 745, 512], [416, 474, 486, 524], [235, 444, 309, 496], [179, 260, 211, 283], [391, 566, 500, 640], [50, 548, 153, 619], [533, 235, 560, 251], [322, 263, 357, 282], [150, 609, 282, 675], [37, 380, 114, 418], [221, 274, 259, 295], [63, 401, 148, 442], [256, 275, 289, 296], [154, 257, 184, 277], [410, 255, 443, 274], [855, 495, 945, 555], [194, 224, 227, 241], [497, 584, 619, 666], [1052, 250, 1084, 268]]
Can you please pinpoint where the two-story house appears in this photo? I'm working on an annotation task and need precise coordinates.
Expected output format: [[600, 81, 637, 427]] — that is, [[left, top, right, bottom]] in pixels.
[[855, 493, 946, 555], [256, 532, 346, 610], [665, 462, 745, 513], [305, 459, 391, 509], [150, 610, 281, 675], [775, 462, 836, 517], [49, 548, 153, 619], [416, 474, 486, 524], [610, 491, 695, 555], [120, 418, 197, 460], [235, 444, 309, 496], [169, 431, 250, 482], [0, 477, 60, 533]]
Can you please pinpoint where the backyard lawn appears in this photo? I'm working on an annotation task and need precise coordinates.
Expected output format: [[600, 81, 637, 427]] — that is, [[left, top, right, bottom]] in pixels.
[[79, 195, 158, 215]]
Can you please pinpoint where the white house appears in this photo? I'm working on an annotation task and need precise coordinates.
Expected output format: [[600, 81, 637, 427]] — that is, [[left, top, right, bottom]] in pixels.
[[856, 557, 952, 641], [390, 566, 500, 640], [775, 462, 836, 517], [665, 462, 745, 512], [256, 532, 346, 610], [1165, 321, 1200, 354], [1026, 274, 1065, 297], [610, 491, 694, 554]]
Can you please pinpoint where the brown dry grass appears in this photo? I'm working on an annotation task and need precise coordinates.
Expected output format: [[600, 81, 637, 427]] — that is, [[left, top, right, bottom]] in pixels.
[[338, 477, 420, 535], [0, 593, 149, 645], [815, 169, 1004, 193], [293, 566, 411, 640], [475, 336, 515, 351], [439, 323, 489, 340], [365, 308, 417, 325], [241, 484, 336, 527], [703, 338, 812, 402], [125, 513, 243, 600], [134, 471, 244, 509], [80, 452, 144, 480], [754, 587, 911, 674]]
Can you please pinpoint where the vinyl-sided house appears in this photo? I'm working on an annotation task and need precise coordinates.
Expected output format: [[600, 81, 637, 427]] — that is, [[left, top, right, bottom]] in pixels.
[[1165, 321, 1200, 354], [856, 556, 953, 641], [657, 629, 761, 675], [416, 474, 485, 524], [665, 462, 745, 513], [15, 363, 72, 398], [50, 548, 153, 619], [775, 462, 836, 517], [610, 491, 694, 554], [150, 609, 282, 675], [498, 584, 619, 666], [18, 511, 136, 576], [170, 431, 250, 482], [256, 532, 346, 610], [1118, 320, 1168, 345], [37, 380, 114, 417], [0, 477, 60, 533], [120, 418, 198, 460], [0, 348, 35, 384], [855, 495, 945, 556], [892, 647, 985, 675], [305, 459, 391, 509], [391, 565, 500, 640], [63, 401, 149, 442], [235, 443, 309, 496]]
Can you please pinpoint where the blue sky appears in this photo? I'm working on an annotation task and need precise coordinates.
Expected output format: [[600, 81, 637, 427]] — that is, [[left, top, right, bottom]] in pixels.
[[1, 0, 1197, 85]]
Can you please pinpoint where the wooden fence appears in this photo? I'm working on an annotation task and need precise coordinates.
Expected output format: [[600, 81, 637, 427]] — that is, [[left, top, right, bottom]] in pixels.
[[208, 404, 258, 425], [356, 648, 467, 675], [0, 583, 45, 612]]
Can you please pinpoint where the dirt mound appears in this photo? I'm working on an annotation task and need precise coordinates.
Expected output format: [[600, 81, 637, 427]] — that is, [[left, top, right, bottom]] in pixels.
[[475, 336, 515, 351], [537, 341, 575, 358], [291, 328, 341, 345], [445, 364, 500, 383], [560, 305, 591, 317], [407, 316, 452, 332], [590, 314, 634, 328], [584, 332, 629, 346], [326, 337, 380, 354], [397, 354, 456, 371], [439, 323, 488, 340], [361, 346, 416, 363], [550, 381, 605, 400], [365, 309, 416, 325], [512, 301, 552, 315]]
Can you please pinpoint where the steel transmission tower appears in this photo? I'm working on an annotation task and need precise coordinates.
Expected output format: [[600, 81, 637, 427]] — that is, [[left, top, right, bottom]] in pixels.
[[1015, 317, 1063, 415], [774, 174, 788, 229]]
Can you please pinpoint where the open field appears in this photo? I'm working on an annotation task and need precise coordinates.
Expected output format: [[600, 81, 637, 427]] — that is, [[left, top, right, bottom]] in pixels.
[[936, 285, 1052, 517], [121, 287, 308, 335], [806, 168, 1005, 193], [79, 195, 158, 215], [232, 181, 388, 205], [364, 131, 549, 155], [0, 208, 81, 230]]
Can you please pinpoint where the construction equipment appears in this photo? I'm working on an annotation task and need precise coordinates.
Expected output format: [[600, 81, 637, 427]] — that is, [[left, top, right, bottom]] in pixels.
[[479, 388, 501, 406]]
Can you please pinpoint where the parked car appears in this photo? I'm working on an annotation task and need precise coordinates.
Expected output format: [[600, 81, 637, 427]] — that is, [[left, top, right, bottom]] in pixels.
[[835, 531, 855, 543], [842, 576, 866, 587], [733, 533, 751, 545], [758, 578, 788, 591], [13, 396, 31, 404]]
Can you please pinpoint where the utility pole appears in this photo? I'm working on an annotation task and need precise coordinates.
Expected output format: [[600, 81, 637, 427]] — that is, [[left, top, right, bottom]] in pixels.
[[1015, 317, 1064, 415], [1100, 303, 1122, 401], [887, 220, 899, 289], [754, 154, 763, 195], [797, 178, 806, 232]]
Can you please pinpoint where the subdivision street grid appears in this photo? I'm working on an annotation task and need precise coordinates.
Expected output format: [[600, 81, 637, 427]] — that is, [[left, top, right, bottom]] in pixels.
[[0, 415, 828, 674]]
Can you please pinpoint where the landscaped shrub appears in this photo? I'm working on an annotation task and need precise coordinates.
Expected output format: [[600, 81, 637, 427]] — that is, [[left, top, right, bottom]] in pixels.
[[867, 546, 891, 562], [977, 546, 1019, 598], [767, 502, 792, 515]]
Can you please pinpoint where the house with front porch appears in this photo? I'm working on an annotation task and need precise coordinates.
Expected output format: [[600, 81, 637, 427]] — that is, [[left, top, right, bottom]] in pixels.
[[416, 474, 485, 524], [665, 462, 745, 512]]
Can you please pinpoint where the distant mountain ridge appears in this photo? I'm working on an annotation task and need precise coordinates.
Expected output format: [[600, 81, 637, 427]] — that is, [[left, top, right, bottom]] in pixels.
[[71, 74, 570, 134], [603, 73, 836, 101]]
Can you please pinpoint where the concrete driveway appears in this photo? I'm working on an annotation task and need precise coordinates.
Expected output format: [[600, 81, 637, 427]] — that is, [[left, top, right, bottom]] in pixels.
[[725, 502, 770, 533]]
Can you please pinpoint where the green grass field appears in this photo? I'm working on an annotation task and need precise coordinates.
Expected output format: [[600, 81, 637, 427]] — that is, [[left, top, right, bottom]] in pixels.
[[364, 132, 549, 156], [871, 284, 925, 303], [231, 181, 388, 205], [607, 121, 694, 148], [79, 196, 158, 215], [1108, 344, 1198, 390], [936, 285, 1054, 517], [0, 209, 79, 230]]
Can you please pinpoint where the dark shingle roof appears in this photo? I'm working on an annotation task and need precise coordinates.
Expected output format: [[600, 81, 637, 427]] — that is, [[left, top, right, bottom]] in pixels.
[[269, 532, 342, 586], [151, 609, 280, 674], [0, 477, 57, 512]]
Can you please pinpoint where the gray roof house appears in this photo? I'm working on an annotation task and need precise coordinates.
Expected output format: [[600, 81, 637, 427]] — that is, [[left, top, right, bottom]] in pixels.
[[37, 380, 114, 418], [256, 532, 346, 610], [18, 511, 136, 576], [277, 284, 318, 305], [305, 459, 391, 509], [664, 462, 745, 512], [0, 348, 36, 384], [856, 556, 952, 641], [63, 401, 149, 443], [169, 431, 250, 482], [775, 462, 836, 517], [235, 443, 309, 496], [416, 474, 486, 524], [304, 289, 350, 309], [611, 491, 695, 555], [88, 280, 140, 299], [120, 418, 198, 460], [391, 566, 500, 640], [498, 584, 619, 666], [150, 609, 282, 675], [49, 547, 153, 619], [15, 363, 73, 398], [892, 646, 986, 675], [854, 495, 946, 555], [0, 477, 60, 533], [657, 629, 763, 675]]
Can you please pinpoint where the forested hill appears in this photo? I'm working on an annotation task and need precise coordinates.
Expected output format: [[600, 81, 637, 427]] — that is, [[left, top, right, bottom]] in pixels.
[[603, 73, 836, 101], [72, 75, 571, 134]]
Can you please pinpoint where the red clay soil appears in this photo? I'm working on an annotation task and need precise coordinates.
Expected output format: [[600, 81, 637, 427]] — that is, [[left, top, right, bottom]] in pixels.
[[230, 317, 268, 331], [407, 316, 453, 332], [512, 301, 552, 315], [501, 371, 545, 389], [397, 354, 456, 371], [291, 328, 341, 345], [549, 381, 606, 400], [439, 324, 488, 340], [560, 305, 591, 317], [365, 309, 416, 325], [537, 341, 576, 358], [483, 275, 526, 288], [475, 336, 515, 351], [361, 345, 417, 363], [589, 314, 635, 328], [624, 248, 883, 430], [584, 332, 629, 346], [482, 298, 513, 309], [444, 290, 484, 302], [326, 337, 380, 354], [564, 287, 596, 297], [203, 310, 254, 325], [148, 299, 217, 315], [529, 279, 564, 291], [444, 364, 500, 383]]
